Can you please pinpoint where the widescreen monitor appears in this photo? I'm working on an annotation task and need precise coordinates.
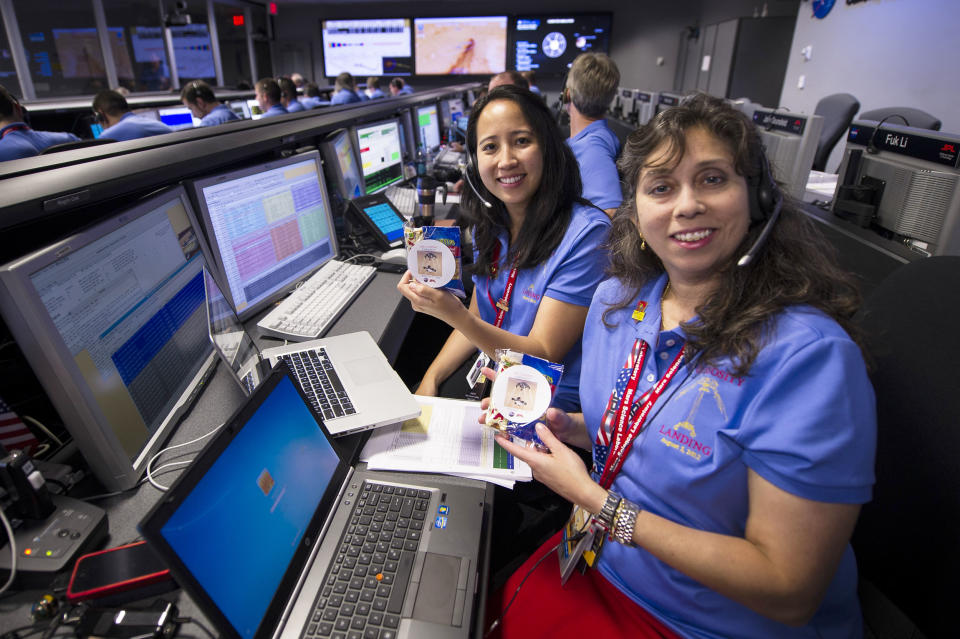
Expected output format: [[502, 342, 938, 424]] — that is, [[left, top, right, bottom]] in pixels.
[[415, 104, 442, 151], [320, 128, 365, 202], [510, 13, 612, 76], [188, 151, 338, 321], [353, 118, 404, 194], [158, 106, 201, 131], [414, 16, 507, 75], [246, 98, 264, 120], [0, 186, 215, 491], [321, 18, 413, 77]]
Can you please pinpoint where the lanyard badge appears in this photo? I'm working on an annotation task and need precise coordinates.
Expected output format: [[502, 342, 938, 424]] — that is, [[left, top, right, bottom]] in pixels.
[[465, 252, 519, 395]]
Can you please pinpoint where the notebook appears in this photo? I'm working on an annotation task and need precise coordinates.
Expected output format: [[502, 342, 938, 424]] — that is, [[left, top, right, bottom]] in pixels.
[[139, 365, 490, 639], [203, 267, 419, 436]]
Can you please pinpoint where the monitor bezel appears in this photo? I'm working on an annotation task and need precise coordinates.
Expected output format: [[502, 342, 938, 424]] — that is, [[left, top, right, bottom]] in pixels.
[[414, 102, 442, 152]]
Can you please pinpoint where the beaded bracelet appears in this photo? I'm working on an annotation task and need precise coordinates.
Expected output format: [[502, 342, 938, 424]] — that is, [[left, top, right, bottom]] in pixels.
[[612, 498, 640, 546]]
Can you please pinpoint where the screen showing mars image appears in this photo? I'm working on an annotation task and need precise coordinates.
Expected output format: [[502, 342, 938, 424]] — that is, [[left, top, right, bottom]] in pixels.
[[415, 17, 507, 75]]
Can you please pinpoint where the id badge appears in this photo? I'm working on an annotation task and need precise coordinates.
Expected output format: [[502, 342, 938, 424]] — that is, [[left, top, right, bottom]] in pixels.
[[558, 505, 596, 585], [466, 351, 490, 388]]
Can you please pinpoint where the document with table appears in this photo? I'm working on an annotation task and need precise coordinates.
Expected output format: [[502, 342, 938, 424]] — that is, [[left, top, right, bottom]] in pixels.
[[360, 396, 532, 488]]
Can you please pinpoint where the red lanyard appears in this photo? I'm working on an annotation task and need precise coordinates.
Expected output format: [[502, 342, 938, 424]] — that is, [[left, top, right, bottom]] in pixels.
[[485, 242, 519, 329], [1, 124, 29, 139], [597, 338, 686, 489]]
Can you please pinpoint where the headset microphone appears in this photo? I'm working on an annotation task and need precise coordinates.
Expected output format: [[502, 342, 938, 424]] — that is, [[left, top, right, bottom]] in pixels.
[[736, 194, 781, 267], [459, 154, 493, 209], [737, 152, 783, 267]]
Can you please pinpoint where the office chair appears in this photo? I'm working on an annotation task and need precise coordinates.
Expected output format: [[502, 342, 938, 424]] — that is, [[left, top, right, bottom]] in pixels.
[[852, 256, 960, 639], [812, 93, 860, 172], [40, 138, 116, 154], [858, 107, 942, 131]]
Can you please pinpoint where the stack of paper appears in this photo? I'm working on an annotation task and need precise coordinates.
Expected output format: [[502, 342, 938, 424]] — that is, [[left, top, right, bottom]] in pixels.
[[359, 396, 532, 489]]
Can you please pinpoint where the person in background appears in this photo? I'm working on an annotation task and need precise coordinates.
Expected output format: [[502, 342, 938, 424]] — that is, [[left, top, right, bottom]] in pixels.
[[290, 72, 306, 89], [180, 80, 239, 127], [564, 52, 623, 216], [277, 76, 305, 112], [365, 77, 386, 99], [93, 90, 173, 141], [301, 83, 329, 109], [331, 72, 363, 105], [389, 77, 413, 96], [520, 70, 541, 96], [254, 78, 288, 118], [0, 84, 79, 161], [489, 93, 875, 639], [488, 71, 529, 92]]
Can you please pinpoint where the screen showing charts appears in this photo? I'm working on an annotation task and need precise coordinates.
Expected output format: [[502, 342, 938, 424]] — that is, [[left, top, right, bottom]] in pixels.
[[192, 152, 336, 319], [354, 119, 404, 194], [158, 106, 200, 131], [322, 18, 413, 77], [510, 14, 612, 75], [416, 104, 441, 150], [414, 16, 507, 75], [246, 99, 264, 120]]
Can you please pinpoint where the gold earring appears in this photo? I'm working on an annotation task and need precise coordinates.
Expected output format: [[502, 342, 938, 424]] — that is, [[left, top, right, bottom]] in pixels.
[[639, 233, 646, 251]]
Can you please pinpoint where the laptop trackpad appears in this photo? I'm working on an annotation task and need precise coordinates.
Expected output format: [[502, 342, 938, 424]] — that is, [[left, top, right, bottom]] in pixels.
[[343, 356, 390, 385], [412, 553, 461, 625]]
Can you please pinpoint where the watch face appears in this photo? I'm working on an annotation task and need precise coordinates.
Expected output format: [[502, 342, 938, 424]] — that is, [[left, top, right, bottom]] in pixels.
[[812, 0, 836, 19]]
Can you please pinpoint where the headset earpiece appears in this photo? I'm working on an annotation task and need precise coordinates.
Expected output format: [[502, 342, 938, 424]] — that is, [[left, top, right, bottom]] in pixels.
[[747, 150, 780, 225]]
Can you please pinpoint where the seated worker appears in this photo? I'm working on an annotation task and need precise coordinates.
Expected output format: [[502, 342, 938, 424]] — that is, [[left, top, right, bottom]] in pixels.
[[331, 72, 363, 105], [564, 52, 623, 216], [180, 80, 239, 127], [0, 84, 79, 161], [365, 77, 386, 99], [254, 78, 288, 118], [488, 71, 529, 92], [290, 72, 306, 89], [489, 93, 876, 639], [300, 83, 329, 109], [520, 70, 541, 96], [389, 77, 413, 96], [93, 90, 173, 141], [277, 76, 305, 112]]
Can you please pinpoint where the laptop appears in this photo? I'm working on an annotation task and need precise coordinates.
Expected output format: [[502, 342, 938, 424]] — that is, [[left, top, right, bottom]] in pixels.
[[203, 267, 420, 436], [139, 365, 490, 639]]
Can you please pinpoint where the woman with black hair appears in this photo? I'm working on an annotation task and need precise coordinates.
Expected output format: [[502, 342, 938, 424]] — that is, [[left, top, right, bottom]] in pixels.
[[398, 84, 610, 412]]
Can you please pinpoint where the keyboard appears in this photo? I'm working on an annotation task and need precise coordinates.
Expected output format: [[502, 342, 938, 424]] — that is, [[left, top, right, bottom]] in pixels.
[[276, 348, 356, 422], [304, 482, 430, 639], [257, 260, 376, 341], [434, 147, 464, 169], [384, 185, 417, 217]]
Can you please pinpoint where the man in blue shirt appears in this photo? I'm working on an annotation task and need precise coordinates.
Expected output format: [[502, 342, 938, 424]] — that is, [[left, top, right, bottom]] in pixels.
[[300, 83, 329, 110], [0, 84, 79, 161], [180, 80, 240, 127], [331, 72, 363, 105], [364, 77, 386, 100], [564, 52, 623, 216], [389, 78, 413, 97], [277, 76, 305, 113], [93, 90, 173, 141], [254, 78, 288, 118]]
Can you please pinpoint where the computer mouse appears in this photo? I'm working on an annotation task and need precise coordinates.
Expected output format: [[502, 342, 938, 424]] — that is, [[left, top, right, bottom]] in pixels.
[[380, 248, 408, 265]]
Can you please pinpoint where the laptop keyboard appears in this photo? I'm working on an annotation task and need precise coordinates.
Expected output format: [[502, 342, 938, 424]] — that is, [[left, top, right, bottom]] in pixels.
[[384, 186, 417, 217], [277, 349, 356, 421], [304, 482, 431, 639]]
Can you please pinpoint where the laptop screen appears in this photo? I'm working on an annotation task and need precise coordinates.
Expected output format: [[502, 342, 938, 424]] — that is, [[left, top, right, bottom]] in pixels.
[[156, 374, 343, 639]]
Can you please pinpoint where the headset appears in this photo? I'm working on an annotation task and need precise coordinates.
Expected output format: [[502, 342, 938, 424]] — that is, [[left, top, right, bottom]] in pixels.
[[738, 149, 784, 267], [866, 113, 910, 154], [460, 142, 493, 209]]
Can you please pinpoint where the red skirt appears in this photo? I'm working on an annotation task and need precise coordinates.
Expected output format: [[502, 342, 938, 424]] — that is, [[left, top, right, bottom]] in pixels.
[[485, 531, 681, 639]]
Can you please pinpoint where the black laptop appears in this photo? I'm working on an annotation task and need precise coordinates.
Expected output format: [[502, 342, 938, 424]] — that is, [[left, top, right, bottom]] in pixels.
[[139, 364, 491, 639]]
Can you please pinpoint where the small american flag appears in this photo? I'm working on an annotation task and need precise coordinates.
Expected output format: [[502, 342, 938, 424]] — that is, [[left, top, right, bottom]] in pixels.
[[0, 395, 39, 454]]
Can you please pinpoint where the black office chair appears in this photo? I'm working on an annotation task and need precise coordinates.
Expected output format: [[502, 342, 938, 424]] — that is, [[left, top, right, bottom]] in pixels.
[[852, 256, 960, 639], [40, 138, 116, 154], [812, 93, 860, 172], [858, 107, 942, 131]]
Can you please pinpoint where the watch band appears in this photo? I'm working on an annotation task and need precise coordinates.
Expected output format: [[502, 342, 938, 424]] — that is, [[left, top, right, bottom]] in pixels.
[[612, 498, 640, 546], [594, 490, 621, 531]]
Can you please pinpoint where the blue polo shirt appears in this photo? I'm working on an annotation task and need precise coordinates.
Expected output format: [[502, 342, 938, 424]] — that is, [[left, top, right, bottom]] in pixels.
[[285, 100, 305, 113], [301, 96, 329, 109], [331, 89, 362, 106], [0, 123, 79, 161], [101, 112, 173, 141], [396, 85, 413, 96], [367, 88, 386, 100], [200, 104, 240, 127], [472, 203, 610, 411], [260, 104, 288, 118], [580, 273, 876, 639], [567, 119, 622, 210]]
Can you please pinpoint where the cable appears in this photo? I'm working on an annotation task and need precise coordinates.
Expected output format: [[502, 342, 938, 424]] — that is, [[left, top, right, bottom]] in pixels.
[[343, 253, 379, 265], [145, 422, 223, 492], [484, 540, 565, 637], [0, 506, 17, 595], [20, 416, 63, 447], [174, 617, 217, 639]]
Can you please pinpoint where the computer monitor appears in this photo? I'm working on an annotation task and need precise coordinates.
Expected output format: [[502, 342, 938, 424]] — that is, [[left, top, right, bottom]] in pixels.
[[319, 128, 365, 202], [157, 106, 201, 131], [415, 103, 442, 151], [414, 16, 508, 75], [438, 98, 466, 136], [228, 100, 252, 120], [352, 118, 405, 194], [89, 122, 104, 138], [188, 151, 339, 321], [0, 186, 215, 491], [510, 13, 612, 76], [751, 108, 824, 201], [321, 18, 413, 77], [247, 98, 264, 120]]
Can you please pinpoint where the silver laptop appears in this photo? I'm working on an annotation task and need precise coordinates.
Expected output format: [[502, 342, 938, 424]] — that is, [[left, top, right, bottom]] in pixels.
[[204, 267, 420, 436], [140, 366, 490, 639]]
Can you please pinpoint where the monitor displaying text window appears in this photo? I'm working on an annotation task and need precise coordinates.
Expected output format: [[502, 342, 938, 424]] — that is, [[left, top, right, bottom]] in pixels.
[[353, 118, 404, 195], [321, 18, 413, 77], [158, 106, 201, 131]]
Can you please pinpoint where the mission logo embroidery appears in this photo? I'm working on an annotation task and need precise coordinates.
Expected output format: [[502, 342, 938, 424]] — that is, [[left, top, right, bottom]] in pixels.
[[657, 376, 726, 461]]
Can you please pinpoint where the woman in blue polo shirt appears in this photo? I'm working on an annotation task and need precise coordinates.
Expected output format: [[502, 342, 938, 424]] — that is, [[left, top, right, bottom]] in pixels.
[[490, 93, 876, 639], [398, 84, 610, 412]]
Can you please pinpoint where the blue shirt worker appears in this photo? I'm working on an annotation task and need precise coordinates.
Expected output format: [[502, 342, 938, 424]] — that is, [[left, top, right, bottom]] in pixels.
[[94, 90, 172, 141], [564, 52, 623, 216], [300, 84, 329, 109], [331, 72, 363, 106], [389, 78, 413, 96], [180, 80, 240, 127], [365, 77, 386, 99], [0, 84, 79, 161], [255, 78, 288, 118], [277, 76, 305, 113]]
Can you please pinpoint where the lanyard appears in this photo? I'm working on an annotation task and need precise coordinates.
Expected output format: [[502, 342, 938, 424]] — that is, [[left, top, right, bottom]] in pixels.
[[485, 242, 519, 329], [1, 124, 29, 139], [596, 338, 686, 489]]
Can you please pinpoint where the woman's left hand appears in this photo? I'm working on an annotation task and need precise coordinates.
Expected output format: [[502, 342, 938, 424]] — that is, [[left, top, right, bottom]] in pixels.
[[396, 271, 468, 326], [495, 424, 607, 514]]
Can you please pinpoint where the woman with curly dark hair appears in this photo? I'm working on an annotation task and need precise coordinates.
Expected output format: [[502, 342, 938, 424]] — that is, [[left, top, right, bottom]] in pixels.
[[492, 93, 876, 639]]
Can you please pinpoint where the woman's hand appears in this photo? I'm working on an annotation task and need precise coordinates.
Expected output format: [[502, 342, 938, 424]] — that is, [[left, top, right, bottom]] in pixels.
[[415, 376, 439, 397], [396, 271, 469, 326]]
